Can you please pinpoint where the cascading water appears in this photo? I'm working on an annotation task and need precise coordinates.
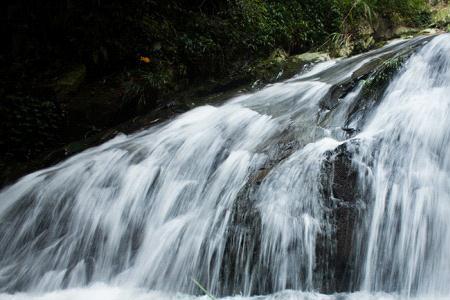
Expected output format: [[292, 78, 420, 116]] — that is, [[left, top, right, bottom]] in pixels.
[[355, 34, 450, 297], [0, 34, 449, 300]]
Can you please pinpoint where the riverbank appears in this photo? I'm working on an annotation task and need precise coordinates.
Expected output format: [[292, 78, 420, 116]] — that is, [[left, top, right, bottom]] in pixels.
[[1, 0, 447, 186]]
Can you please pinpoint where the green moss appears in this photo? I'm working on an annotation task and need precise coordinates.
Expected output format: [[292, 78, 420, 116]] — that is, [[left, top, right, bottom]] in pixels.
[[362, 56, 407, 99], [352, 35, 376, 55], [249, 49, 288, 83], [249, 50, 330, 84], [394, 26, 420, 37]]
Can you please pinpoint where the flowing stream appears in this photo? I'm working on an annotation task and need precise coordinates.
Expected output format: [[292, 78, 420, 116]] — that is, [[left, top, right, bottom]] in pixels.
[[0, 34, 449, 300]]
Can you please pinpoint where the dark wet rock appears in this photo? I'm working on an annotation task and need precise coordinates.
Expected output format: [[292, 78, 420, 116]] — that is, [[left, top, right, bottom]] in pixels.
[[320, 53, 403, 110], [319, 52, 399, 111], [320, 141, 365, 292], [341, 127, 359, 136], [222, 136, 364, 294], [221, 178, 263, 295], [344, 54, 411, 130], [373, 16, 396, 41], [217, 39, 426, 291], [219, 128, 304, 295], [217, 40, 433, 290], [320, 35, 435, 116]]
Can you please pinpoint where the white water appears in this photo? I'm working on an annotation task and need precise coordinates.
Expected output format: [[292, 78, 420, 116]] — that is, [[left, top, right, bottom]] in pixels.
[[355, 34, 450, 296], [0, 35, 449, 300], [1, 285, 449, 300]]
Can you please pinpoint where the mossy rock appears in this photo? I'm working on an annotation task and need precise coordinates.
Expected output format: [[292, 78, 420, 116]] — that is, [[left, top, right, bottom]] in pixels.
[[419, 28, 439, 35], [361, 55, 407, 100], [393, 26, 420, 37], [55, 65, 87, 95], [331, 40, 354, 58], [352, 36, 376, 55], [250, 50, 330, 84], [269, 48, 289, 63], [288, 52, 330, 64], [250, 49, 288, 83], [283, 52, 330, 77]]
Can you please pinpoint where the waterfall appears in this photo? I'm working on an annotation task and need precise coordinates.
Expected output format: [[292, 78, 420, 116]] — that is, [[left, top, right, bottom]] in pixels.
[[355, 34, 450, 296], [0, 35, 449, 300]]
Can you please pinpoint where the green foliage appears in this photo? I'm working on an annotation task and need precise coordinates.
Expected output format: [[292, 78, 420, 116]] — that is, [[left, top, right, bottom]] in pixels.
[[2, 0, 430, 85], [0, 0, 436, 166], [0, 95, 64, 161], [121, 63, 175, 109], [156, 0, 341, 77], [335, 0, 431, 33], [432, 4, 450, 28], [329, 32, 354, 56], [323, 0, 431, 56], [192, 278, 217, 300]]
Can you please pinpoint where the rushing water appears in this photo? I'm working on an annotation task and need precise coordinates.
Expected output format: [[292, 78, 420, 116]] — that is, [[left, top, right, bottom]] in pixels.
[[0, 35, 449, 300]]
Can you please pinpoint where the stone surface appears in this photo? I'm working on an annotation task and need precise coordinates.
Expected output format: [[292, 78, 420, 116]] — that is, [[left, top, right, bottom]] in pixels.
[[289, 52, 331, 63], [321, 141, 363, 292], [250, 50, 330, 85], [420, 28, 440, 34], [393, 26, 420, 37]]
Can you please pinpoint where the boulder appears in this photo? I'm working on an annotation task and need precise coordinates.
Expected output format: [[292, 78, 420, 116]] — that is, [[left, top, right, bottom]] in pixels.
[[352, 36, 376, 55], [249, 49, 287, 84], [283, 52, 331, 77], [321, 141, 363, 292], [393, 26, 420, 38], [420, 28, 440, 35], [288, 52, 331, 64], [250, 50, 330, 85], [373, 18, 393, 40]]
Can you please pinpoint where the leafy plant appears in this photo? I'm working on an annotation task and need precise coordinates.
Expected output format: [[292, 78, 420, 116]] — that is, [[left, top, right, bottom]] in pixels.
[[121, 66, 174, 109], [0, 95, 64, 161], [192, 278, 217, 300]]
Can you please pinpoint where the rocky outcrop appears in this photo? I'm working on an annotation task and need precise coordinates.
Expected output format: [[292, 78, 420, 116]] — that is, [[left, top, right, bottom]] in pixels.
[[319, 35, 435, 113], [321, 141, 363, 292], [197, 35, 438, 295], [220, 128, 303, 295]]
